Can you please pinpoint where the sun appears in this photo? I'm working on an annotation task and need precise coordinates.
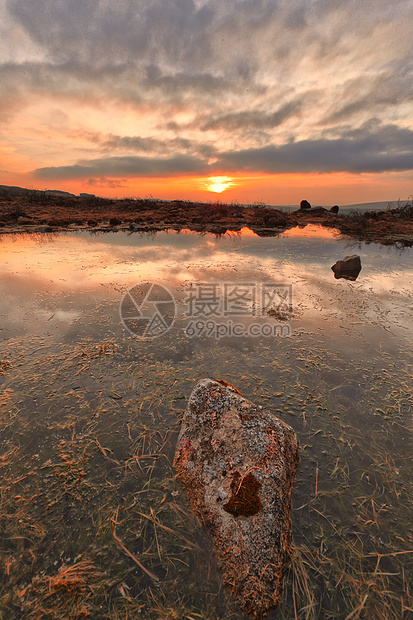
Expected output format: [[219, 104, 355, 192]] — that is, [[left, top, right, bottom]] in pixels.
[[206, 176, 232, 193]]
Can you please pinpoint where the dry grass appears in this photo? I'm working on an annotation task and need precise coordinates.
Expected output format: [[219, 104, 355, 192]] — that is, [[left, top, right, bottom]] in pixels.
[[1, 193, 413, 244], [0, 359, 12, 374], [0, 287, 412, 618], [16, 561, 102, 619]]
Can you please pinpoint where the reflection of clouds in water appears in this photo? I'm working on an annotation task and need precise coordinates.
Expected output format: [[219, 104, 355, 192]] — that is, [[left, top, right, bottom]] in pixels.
[[280, 224, 341, 240], [269, 262, 413, 337], [0, 293, 81, 339], [1, 232, 236, 290], [0, 230, 412, 339]]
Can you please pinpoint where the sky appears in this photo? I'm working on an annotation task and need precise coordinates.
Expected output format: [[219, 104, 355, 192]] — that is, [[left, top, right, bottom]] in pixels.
[[1, 0, 413, 205]]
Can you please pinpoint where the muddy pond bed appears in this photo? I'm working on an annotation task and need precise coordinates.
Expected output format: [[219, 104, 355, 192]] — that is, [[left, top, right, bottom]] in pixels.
[[0, 226, 412, 619]]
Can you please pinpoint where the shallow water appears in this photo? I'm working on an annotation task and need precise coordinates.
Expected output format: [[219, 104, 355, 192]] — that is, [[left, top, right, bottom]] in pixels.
[[0, 226, 412, 619]]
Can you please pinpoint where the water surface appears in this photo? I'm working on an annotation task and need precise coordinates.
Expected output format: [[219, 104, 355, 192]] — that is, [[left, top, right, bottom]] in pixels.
[[0, 227, 412, 619]]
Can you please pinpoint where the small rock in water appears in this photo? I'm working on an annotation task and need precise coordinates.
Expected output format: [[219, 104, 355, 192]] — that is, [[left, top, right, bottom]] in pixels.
[[174, 378, 300, 618], [299, 199, 311, 210], [331, 254, 362, 280]]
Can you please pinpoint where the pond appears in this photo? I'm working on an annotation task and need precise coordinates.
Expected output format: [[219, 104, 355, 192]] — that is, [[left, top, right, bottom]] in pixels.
[[0, 226, 412, 619]]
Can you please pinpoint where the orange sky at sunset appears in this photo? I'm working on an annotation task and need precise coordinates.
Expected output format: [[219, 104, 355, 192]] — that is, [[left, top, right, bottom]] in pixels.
[[1, 1, 412, 206]]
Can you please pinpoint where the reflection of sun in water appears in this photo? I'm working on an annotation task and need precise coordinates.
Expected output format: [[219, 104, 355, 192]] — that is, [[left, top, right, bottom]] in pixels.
[[206, 176, 232, 193]]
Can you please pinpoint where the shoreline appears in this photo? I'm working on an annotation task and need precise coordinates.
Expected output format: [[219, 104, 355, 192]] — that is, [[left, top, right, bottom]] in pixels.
[[1, 194, 412, 247]]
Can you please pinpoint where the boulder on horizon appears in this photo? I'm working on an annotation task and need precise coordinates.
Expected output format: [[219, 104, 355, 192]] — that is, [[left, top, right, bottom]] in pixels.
[[309, 207, 328, 215]]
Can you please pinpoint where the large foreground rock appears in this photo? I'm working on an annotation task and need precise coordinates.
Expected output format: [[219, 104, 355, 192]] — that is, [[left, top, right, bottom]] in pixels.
[[174, 378, 300, 618]]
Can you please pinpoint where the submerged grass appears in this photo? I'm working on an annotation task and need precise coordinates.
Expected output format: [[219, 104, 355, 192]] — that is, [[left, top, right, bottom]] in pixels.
[[0, 309, 412, 618]]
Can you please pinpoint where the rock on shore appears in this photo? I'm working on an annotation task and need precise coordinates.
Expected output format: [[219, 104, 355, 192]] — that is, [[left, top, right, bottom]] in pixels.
[[174, 378, 300, 618]]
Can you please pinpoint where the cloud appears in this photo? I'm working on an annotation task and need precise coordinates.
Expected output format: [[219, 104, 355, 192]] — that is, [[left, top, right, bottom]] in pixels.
[[87, 177, 127, 188], [215, 123, 413, 174], [7, 0, 408, 90], [3, 0, 413, 185], [32, 122, 413, 179], [4, 1, 412, 117], [34, 154, 209, 179], [101, 133, 216, 158], [7, 0, 218, 67], [322, 59, 413, 127], [199, 101, 303, 132]]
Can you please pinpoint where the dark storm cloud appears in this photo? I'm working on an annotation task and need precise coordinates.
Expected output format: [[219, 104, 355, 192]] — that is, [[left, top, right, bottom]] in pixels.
[[33, 122, 413, 179], [216, 124, 413, 174], [34, 154, 209, 179]]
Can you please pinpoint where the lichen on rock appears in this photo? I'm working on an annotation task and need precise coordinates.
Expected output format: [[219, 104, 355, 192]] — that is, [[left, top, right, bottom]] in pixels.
[[174, 378, 300, 618]]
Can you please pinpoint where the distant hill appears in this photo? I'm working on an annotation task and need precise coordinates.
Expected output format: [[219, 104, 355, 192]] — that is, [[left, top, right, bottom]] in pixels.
[[0, 185, 405, 211], [0, 185, 76, 198], [341, 200, 397, 211], [272, 200, 403, 212]]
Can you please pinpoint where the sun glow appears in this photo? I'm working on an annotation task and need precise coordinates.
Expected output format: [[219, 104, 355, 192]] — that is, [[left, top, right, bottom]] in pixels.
[[206, 176, 233, 193]]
